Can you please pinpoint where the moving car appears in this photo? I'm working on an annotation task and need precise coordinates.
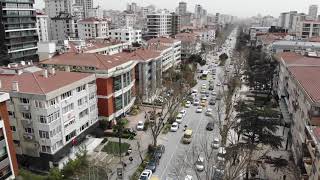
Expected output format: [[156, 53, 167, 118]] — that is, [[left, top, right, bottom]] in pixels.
[[137, 121, 144, 131], [201, 84, 206, 89], [195, 156, 205, 172], [205, 108, 213, 116], [217, 147, 226, 162], [200, 100, 206, 107], [139, 169, 152, 180], [206, 122, 214, 131], [196, 106, 203, 113], [183, 129, 193, 144], [170, 122, 179, 132], [180, 109, 187, 117], [216, 82, 221, 86], [212, 138, 220, 149], [200, 89, 206, 94], [201, 95, 207, 101], [193, 99, 200, 106], [185, 101, 191, 108], [176, 113, 183, 124], [209, 98, 216, 105]]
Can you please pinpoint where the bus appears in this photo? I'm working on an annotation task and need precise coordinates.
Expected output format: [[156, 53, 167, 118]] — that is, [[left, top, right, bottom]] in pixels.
[[201, 70, 209, 80]]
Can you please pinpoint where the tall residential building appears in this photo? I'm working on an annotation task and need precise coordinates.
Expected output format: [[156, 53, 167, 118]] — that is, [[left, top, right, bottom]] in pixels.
[[0, 69, 98, 170], [178, 2, 187, 15], [126, 2, 138, 13], [0, 0, 39, 65], [87, 7, 103, 18], [296, 20, 320, 39], [75, 0, 93, 18], [108, 27, 142, 44], [45, 0, 78, 40], [78, 18, 108, 39], [194, 4, 202, 19], [0, 92, 19, 179], [145, 12, 172, 39], [36, 13, 49, 42], [279, 11, 298, 30], [309, 5, 318, 20], [171, 13, 181, 36]]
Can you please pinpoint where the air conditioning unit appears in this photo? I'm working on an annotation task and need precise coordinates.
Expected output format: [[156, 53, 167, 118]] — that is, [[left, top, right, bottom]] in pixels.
[[23, 134, 33, 140], [24, 105, 29, 111]]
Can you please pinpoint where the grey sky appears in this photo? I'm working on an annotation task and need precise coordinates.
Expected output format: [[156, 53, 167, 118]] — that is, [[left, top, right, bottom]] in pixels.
[[35, 0, 320, 18]]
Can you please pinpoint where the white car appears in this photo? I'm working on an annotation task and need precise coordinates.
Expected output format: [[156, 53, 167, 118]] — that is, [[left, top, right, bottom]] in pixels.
[[192, 89, 198, 94], [211, 90, 217, 96], [195, 156, 205, 171], [201, 84, 207, 89], [212, 138, 220, 149], [216, 83, 221, 86], [201, 95, 207, 101], [196, 106, 203, 113], [194, 99, 200, 106], [136, 121, 144, 131], [217, 147, 226, 162], [200, 89, 206, 94], [171, 122, 179, 132], [176, 113, 183, 123], [185, 101, 191, 108], [139, 169, 152, 180], [185, 175, 193, 180], [205, 108, 213, 116], [180, 109, 187, 117]]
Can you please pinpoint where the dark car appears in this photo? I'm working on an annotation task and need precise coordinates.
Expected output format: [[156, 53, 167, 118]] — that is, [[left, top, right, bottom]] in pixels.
[[154, 144, 165, 159], [123, 128, 137, 136], [209, 99, 216, 105], [206, 122, 214, 131], [146, 158, 157, 172]]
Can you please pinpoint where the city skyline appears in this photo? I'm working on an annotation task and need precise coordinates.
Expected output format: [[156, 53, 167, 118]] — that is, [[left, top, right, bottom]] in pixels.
[[35, 0, 320, 17]]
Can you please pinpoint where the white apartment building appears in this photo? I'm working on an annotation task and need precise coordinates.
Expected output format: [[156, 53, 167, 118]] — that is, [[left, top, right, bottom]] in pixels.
[[146, 12, 172, 39], [296, 20, 320, 39], [87, 7, 103, 19], [274, 52, 320, 179], [108, 27, 142, 44], [78, 18, 108, 40], [309, 5, 318, 20], [0, 69, 98, 171], [120, 13, 136, 28], [75, 0, 93, 18], [36, 13, 49, 42]]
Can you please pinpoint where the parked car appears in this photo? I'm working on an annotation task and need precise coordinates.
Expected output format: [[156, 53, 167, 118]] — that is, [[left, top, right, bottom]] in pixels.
[[171, 122, 179, 132], [200, 100, 206, 107], [212, 138, 220, 149], [180, 109, 187, 117], [211, 90, 217, 96], [139, 169, 152, 180], [146, 159, 157, 173], [137, 121, 144, 131], [206, 122, 214, 131], [209, 98, 216, 105], [193, 99, 200, 106], [217, 147, 226, 162], [196, 106, 203, 113], [201, 95, 207, 101], [176, 113, 183, 124], [216, 82, 221, 86], [195, 156, 205, 171], [154, 145, 165, 159], [185, 101, 191, 108]]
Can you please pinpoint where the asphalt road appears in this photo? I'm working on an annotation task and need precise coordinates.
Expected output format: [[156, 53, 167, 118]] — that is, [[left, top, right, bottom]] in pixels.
[[152, 28, 239, 180]]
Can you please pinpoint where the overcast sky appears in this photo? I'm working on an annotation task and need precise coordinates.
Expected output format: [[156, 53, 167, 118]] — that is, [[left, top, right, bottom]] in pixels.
[[35, 0, 320, 18]]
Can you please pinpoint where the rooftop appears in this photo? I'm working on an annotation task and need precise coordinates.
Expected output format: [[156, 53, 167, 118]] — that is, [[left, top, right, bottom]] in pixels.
[[175, 32, 199, 43], [68, 39, 128, 52], [0, 70, 92, 95], [79, 17, 109, 23], [272, 40, 320, 48], [147, 37, 178, 44]]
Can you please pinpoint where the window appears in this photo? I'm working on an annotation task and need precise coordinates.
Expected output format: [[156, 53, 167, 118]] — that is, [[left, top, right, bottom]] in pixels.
[[8, 111, 15, 117], [48, 97, 58, 107], [90, 104, 96, 112], [114, 75, 122, 91], [62, 103, 74, 114], [19, 98, 29, 104], [64, 118, 75, 128], [45, 111, 60, 124], [79, 109, 88, 119], [76, 85, 86, 92], [89, 92, 95, 100], [39, 115, 46, 123], [39, 130, 49, 139], [61, 91, 72, 100], [65, 130, 76, 142], [35, 100, 45, 109], [115, 96, 123, 111], [22, 112, 31, 119], [24, 128, 34, 134], [80, 122, 89, 132], [41, 145, 51, 153], [49, 126, 61, 137], [10, 126, 16, 132], [78, 96, 88, 106]]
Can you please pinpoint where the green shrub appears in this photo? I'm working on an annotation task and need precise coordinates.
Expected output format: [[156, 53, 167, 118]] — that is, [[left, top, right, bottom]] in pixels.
[[102, 141, 130, 155]]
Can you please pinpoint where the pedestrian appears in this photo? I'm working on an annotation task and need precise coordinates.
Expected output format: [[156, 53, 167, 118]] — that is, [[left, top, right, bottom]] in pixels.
[[129, 156, 133, 163]]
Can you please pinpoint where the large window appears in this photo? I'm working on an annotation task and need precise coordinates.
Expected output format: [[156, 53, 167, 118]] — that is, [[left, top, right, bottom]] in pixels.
[[79, 109, 88, 119], [19, 98, 29, 104], [78, 96, 88, 106], [76, 85, 86, 92], [62, 103, 74, 114], [61, 91, 72, 100], [39, 130, 49, 139], [65, 130, 76, 142], [115, 96, 123, 111], [114, 76, 122, 91]]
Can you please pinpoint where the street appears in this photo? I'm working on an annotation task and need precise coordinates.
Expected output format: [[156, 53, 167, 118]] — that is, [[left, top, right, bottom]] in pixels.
[[153, 28, 239, 180]]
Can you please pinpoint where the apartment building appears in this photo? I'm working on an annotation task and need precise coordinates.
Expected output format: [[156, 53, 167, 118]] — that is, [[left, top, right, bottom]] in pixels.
[[194, 29, 216, 43], [274, 52, 320, 179], [0, 93, 19, 179], [75, 0, 93, 18], [171, 12, 181, 36], [145, 12, 172, 39], [175, 32, 201, 59], [0, 0, 39, 65], [108, 27, 142, 44], [36, 12, 49, 42], [0, 69, 98, 170], [78, 18, 108, 40], [296, 20, 320, 39]]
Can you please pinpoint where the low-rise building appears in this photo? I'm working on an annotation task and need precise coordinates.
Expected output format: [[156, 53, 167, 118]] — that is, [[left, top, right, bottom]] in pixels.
[[175, 32, 201, 59], [108, 27, 142, 44], [0, 92, 19, 179], [78, 18, 109, 40], [0, 69, 98, 170], [271, 40, 320, 53], [296, 20, 320, 39], [274, 52, 320, 179]]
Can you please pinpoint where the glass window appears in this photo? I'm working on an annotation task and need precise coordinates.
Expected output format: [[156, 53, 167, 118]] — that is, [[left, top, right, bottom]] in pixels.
[[39, 130, 49, 139], [79, 109, 88, 119], [24, 128, 34, 134], [19, 98, 29, 104], [65, 130, 76, 142], [76, 85, 86, 92], [115, 96, 122, 111], [10, 126, 16, 132], [114, 76, 122, 91], [61, 91, 72, 100], [62, 103, 74, 114], [22, 112, 31, 119]]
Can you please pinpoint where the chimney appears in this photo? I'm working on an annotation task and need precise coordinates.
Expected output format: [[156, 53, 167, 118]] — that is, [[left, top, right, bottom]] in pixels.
[[21, 61, 25, 66], [65, 66, 70, 72], [49, 68, 56, 75], [12, 81, 19, 92], [43, 69, 48, 78], [7, 64, 11, 68]]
